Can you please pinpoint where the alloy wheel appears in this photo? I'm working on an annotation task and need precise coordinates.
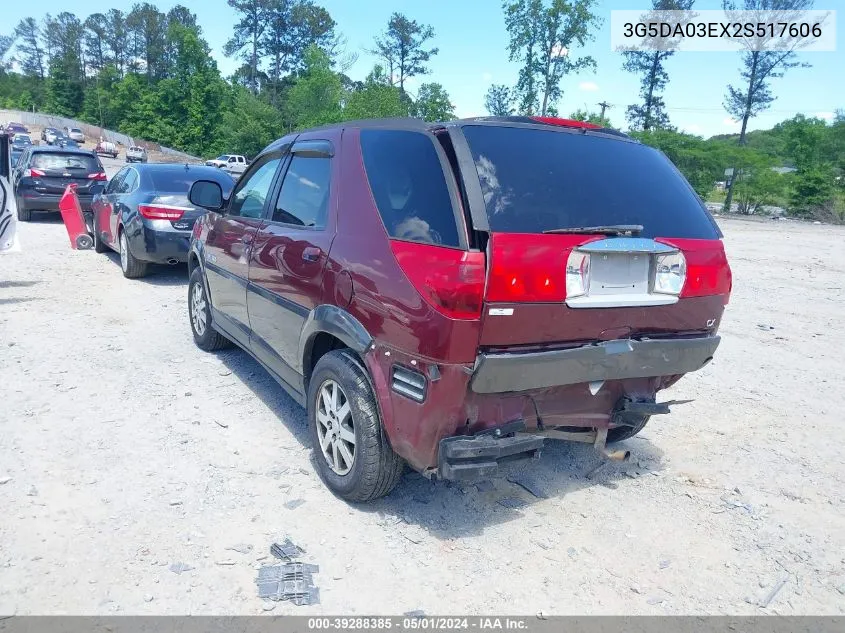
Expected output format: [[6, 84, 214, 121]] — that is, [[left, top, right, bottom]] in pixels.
[[190, 281, 207, 336], [315, 379, 355, 475]]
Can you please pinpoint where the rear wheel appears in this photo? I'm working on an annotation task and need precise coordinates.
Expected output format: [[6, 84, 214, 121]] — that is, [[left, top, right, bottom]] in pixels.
[[16, 198, 31, 222], [119, 231, 148, 279], [606, 415, 650, 443], [308, 350, 404, 502], [188, 267, 231, 351]]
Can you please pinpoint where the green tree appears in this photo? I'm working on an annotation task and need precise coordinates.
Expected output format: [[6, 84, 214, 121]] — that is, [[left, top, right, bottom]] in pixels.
[[224, 0, 270, 94], [721, 0, 815, 211], [413, 82, 454, 121], [14, 18, 47, 80], [218, 87, 286, 157], [623, 0, 694, 131], [262, 0, 336, 106], [790, 167, 834, 217], [370, 12, 438, 91], [728, 148, 787, 214], [504, 0, 600, 116], [103, 9, 130, 76], [126, 3, 169, 81], [344, 65, 408, 120], [569, 108, 610, 127], [285, 45, 342, 128], [83, 14, 108, 72], [484, 84, 514, 116]]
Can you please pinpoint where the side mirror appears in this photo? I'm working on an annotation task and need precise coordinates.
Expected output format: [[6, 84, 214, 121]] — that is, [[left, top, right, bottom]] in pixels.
[[189, 179, 224, 211]]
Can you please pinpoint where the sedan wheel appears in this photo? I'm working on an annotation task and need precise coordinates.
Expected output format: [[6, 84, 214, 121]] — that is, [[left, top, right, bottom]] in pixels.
[[315, 379, 356, 475], [119, 233, 129, 272]]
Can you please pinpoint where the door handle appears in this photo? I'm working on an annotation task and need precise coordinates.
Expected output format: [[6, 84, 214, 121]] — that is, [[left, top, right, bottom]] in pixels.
[[302, 247, 321, 262]]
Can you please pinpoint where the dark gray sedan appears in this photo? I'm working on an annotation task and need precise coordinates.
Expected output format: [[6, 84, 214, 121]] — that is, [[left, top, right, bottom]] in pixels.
[[91, 163, 234, 278]]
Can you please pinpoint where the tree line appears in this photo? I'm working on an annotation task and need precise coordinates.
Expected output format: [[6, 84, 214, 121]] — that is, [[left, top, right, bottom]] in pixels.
[[0, 0, 841, 221]]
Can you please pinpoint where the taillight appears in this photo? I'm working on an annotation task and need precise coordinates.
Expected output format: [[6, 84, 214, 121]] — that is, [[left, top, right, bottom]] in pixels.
[[657, 239, 732, 304], [29, 169, 45, 177], [138, 204, 188, 221], [87, 172, 107, 181], [390, 240, 485, 320], [486, 233, 589, 302]]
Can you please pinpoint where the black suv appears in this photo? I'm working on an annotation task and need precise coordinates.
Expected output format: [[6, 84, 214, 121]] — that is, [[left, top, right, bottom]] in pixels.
[[12, 146, 107, 221]]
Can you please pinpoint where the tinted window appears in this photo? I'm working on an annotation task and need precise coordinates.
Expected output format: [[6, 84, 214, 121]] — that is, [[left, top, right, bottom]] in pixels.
[[272, 156, 331, 228], [149, 168, 233, 195], [106, 168, 127, 194], [30, 152, 100, 173], [119, 169, 138, 194], [360, 130, 460, 247], [461, 125, 719, 239], [228, 156, 281, 218]]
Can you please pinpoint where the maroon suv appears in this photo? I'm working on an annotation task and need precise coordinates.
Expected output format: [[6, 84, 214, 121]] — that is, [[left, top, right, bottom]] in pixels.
[[186, 116, 731, 501]]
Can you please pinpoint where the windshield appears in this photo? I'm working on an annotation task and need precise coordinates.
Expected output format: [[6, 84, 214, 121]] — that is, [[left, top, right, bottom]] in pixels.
[[461, 125, 719, 239], [215, 155, 229, 161]]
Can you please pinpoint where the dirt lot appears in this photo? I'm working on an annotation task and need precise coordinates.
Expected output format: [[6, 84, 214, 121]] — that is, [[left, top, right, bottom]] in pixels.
[[1, 212, 844, 616]]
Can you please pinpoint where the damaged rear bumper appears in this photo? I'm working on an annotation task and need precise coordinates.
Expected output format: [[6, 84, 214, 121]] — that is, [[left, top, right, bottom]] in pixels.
[[469, 335, 720, 394], [437, 424, 544, 481]]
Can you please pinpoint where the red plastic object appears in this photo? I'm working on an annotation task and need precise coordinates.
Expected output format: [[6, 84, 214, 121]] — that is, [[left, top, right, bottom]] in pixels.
[[58, 184, 93, 250]]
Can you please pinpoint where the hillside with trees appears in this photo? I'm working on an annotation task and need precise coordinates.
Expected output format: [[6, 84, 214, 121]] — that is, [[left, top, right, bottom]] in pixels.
[[0, 0, 842, 221]]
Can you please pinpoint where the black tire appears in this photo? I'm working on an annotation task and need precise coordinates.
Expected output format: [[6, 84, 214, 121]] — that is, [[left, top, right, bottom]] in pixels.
[[119, 230, 148, 279], [188, 267, 231, 351], [307, 350, 404, 502], [93, 220, 108, 253], [607, 415, 650, 443], [16, 199, 31, 222]]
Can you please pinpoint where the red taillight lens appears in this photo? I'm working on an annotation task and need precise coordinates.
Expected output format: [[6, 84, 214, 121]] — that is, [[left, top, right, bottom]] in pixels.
[[486, 233, 592, 302], [390, 240, 485, 320], [29, 168, 45, 177], [138, 204, 188, 221], [87, 172, 107, 181], [657, 238, 732, 304]]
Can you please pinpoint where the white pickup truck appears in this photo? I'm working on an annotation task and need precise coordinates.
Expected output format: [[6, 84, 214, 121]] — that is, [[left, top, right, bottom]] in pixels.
[[206, 154, 248, 175]]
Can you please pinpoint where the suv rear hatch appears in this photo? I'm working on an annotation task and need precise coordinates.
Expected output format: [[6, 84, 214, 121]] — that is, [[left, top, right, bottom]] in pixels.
[[456, 121, 732, 349], [28, 152, 105, 196]]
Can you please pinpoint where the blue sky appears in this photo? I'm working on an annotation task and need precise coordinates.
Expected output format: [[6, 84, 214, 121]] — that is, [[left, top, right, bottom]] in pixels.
[[4, 0, 842, 137]]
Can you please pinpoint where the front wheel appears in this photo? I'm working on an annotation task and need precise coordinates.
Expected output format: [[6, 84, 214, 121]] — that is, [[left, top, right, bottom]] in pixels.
[[188, 267, 231, 351], [308, 350, 404, 502]]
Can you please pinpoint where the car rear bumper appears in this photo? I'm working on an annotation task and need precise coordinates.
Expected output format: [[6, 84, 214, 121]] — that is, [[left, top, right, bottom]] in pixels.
[[18, 192, 95, 212], [129, 225, 191, 264], [469, 335, 720, 394]]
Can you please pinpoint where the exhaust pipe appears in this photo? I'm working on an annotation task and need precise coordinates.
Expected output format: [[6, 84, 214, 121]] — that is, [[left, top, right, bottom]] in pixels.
[[166, 258, 179, 265]]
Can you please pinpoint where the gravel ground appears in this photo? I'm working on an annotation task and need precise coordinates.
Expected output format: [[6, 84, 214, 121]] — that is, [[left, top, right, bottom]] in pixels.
[[1, 201, 844, 615]]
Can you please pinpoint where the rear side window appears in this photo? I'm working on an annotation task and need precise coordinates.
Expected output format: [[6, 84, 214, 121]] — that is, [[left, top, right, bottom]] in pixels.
[[272, 156, 331, 228], [360, 129, 460, 247], [461, 125, 719, 239], [31, 152, 100, 172]]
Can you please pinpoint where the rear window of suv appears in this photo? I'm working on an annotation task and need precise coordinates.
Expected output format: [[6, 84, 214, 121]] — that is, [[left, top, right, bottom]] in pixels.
[[360, 129, 461, 247], [31, 152, 100, 172], [461, 125, 720, 239]]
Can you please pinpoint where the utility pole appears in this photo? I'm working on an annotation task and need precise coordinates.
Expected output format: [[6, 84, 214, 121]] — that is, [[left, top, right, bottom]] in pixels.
[[598, 101, 612, 120]]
